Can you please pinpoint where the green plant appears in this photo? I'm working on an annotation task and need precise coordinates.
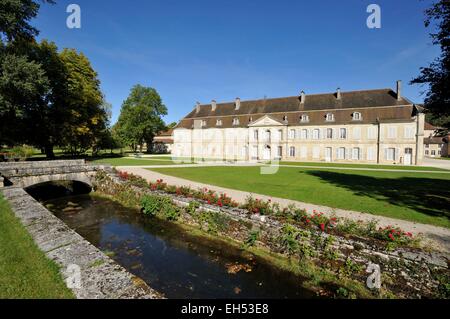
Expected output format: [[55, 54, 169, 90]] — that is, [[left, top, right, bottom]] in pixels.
[[278, 224, 300, 256], [8, 145, 34, 160], [187, 201, 200, 215], [140, 194, 160, 216], [244, 230, 260, 247]]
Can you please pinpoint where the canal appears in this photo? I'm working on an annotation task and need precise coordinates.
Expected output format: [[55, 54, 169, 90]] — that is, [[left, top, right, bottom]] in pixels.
[[30, 183, 315, 298]]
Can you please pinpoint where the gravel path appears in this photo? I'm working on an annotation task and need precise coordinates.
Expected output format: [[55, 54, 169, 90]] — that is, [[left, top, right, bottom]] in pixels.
[[118, 166, 450, 253]]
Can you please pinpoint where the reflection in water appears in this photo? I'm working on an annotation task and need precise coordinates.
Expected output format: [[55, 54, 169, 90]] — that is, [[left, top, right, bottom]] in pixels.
[[45, 194, 316, 299]]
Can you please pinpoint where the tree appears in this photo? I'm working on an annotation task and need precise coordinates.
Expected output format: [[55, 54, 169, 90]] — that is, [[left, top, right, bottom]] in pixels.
[[167, 121, 178, 129], [114, 85, 167, 152], [59, 48, 108, 155], [411, 0, 450, 130], [0, 0, 54, 42]]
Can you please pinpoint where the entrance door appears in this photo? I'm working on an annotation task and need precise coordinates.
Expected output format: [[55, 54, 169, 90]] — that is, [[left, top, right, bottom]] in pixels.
[[263, 145, 271, 160], [325, 147, 332, 162], [404, 148, 412, 165]]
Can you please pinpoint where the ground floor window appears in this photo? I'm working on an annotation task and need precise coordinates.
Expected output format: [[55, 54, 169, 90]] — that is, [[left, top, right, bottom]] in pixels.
[[278, 146, 283, 157], [289, 146, 295, 157], [425, 150, 429, 155], [352, 147, 360, 160], [385, 148, 396, 161], [431, 150, 436, 156], [367, 147, 376, 160], [336, 147, 345, 159], [300, 146, 307, 158]]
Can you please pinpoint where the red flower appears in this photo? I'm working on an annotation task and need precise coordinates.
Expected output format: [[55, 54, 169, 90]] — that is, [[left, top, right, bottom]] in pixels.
[[320, 223, 325, 231], [388, 233, 395, 241]]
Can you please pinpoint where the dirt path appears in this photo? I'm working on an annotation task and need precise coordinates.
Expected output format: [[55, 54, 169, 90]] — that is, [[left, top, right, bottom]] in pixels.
[[118, 166, 450, 253]]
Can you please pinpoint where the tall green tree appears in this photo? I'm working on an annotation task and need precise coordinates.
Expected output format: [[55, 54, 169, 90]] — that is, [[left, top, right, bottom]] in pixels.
[[114, 85, 167, 152], [411, 0, 450, 129], [59, 48, 108, 155]]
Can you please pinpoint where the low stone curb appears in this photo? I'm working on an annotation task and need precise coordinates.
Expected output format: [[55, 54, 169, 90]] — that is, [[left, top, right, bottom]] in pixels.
[[0, 186, 163, 299]]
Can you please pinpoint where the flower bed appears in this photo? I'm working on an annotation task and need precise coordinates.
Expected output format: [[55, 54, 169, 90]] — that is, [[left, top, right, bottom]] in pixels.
[[115, 169, 420, 249]]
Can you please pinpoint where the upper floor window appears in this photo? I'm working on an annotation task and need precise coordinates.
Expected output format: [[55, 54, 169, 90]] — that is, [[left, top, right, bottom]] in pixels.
[[232, 118, 240, 126], [254, 130, 259, 140], [289, 129, 296, 139], [301, 129, 308, 139], [300, 114, 309, 123], [216, 119, 222, 126], [312, 129, 320, 140], [339, 128, 347, 139], [326, 128, 333, 139], [325, 113, 335, 122], [387, 126, 397, 139], [278, 130, 283, 141], [352, 112, 362, 121]]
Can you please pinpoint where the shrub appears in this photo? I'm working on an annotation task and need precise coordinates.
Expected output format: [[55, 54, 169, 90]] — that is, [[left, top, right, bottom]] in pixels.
[[241, 196, 273, 215], [140, 194, 179, 220], [140, 194, 160, 216], [244, 230, 260, 247], [8, 145, 34, 160], [278, 224, 300, 255]]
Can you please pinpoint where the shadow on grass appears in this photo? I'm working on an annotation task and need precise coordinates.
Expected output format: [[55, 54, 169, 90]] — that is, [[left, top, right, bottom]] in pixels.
[[306, 170, 450, 222]]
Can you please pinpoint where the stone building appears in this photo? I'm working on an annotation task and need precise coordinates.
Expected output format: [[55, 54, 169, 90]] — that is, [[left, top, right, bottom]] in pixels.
[[152, 129, 174, 154], [173, 81, 425, 165], [423, 122, 449, 158]]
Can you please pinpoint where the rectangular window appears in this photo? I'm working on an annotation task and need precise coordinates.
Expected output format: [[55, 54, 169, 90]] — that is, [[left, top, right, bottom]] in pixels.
[[278, 130, 283, 141], [301, 129, 308, 139], [326, 128, 333, 139], [385, 148, 396, 161], [404, 126, 415, 139], [339, 128, 347, 139], [387, 127, 397, 139], [337, 147, 345, 160], [289, 129, 295, 139], [289, 146, 295, 157], [278, 146, 283, 157], [368, 127, 377, 140], [431, 150, 436, 156], [300, 146, 307, 158], [352, 148, 360, 160], [313, 146, 320, 159], [313, 129, 320, 140], [367, 147, 375, 161], [353, 127, 361, 140], [425, 144, 429, 148], [425, 150, 429, 155]]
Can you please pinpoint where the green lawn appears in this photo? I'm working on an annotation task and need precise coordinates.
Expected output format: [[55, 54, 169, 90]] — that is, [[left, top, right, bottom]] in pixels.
[[89, 157, 194, 166], [278, 161, 448, 171], [149, 166, 450, 228], [0, 194, 74, 298]]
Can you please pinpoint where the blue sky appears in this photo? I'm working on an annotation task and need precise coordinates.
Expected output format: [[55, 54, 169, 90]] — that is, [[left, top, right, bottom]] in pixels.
[[33, 0, 439, 125]]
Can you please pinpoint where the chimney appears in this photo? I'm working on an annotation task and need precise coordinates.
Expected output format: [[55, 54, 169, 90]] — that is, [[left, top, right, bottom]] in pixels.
[[300, 91, 305, 104], [336, 87, 341, 100], [211, 100, 217, 111], [195, 101, 201, 113], [396, 80, 402, 101], [235, 97, 241, 110]]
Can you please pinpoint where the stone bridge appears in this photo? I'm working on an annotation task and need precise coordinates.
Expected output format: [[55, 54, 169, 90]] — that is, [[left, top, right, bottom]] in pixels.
[[0, 159, 107, 188]]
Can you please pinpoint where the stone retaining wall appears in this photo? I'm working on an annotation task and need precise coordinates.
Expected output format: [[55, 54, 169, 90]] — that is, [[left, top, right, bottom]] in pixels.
[[94, 171, 450, 298], [0, 186, 163, 299]]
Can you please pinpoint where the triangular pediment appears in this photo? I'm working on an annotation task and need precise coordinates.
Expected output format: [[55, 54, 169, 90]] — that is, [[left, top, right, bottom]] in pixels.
[[248, 115, 285, 127]]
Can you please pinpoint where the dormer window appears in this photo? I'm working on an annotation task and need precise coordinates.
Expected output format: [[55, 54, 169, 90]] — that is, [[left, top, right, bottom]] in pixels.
[[300, 114, 309, 123], [352, 112, 362, 121], [232, 118, 240, 126], [249, 116, 253, 123], [325, 113, 335, 122], [201, 120, 207, 127], [282, 115, 288, 122], [216, 119, 222, 126]]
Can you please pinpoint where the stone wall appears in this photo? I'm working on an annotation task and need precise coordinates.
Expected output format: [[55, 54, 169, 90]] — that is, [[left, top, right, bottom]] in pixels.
[[0, 186, 163, 299], [94, 171, 450, 298]]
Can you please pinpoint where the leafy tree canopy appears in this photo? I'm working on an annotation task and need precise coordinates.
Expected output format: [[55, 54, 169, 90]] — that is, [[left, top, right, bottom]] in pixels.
[[411, 0, 450, 129]]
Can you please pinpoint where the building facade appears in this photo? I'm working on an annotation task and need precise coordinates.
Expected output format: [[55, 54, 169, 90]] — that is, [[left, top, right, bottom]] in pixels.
[[174, 82, 425, 165], [423, 122, 449, 158]]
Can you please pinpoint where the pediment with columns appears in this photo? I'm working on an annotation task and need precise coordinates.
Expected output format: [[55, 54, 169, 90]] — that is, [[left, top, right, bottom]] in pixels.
[[248, 115, 286, 127]]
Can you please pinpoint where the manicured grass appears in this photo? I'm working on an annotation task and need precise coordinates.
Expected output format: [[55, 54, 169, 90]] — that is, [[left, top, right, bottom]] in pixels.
[[89, 157, 194, 166], [278, 161, 448, 171], [0, 194, 74, 298], [149, 166, 450, 228]]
